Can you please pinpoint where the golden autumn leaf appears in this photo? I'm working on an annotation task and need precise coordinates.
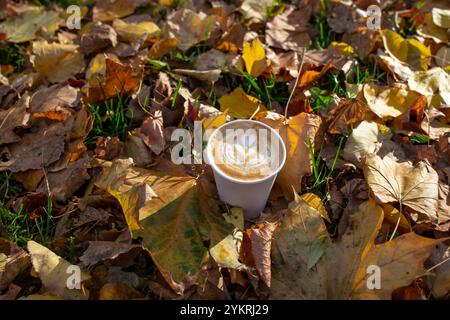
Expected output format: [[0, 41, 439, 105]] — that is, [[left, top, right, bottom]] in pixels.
[[363, 83, 426, 118], [364, 154, 439, 222], [381, 29, 431, 71], [218, 87, 266, 119], [93, 0, 145, 22], [242, 38, 268, 77], [31, 41, 85, 83], [260, 112, 322, 199]]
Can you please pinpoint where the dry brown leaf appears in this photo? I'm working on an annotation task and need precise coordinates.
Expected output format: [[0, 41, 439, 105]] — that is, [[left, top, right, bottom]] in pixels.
[[0, 93, 30, 145], [165, 9, 218, 52], [241, 222, 276, 288], [81, 22, 118, 55], [93, 0, 146, 22], [27, 241, 90, 300], [30, 84, 80, 121], [0, 121, 68, 172], [265, 5, 312, 51], [0, 238, 30, 291], [139, 114, 165, 155], [327, 97, 375, 135], [80, 241, 140, 267], [364, 154, 439, 222], [31, 41, 85, 83]]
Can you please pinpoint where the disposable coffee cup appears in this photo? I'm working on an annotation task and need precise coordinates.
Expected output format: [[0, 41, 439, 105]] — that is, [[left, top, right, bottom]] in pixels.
[[206, 120, 286, 220]]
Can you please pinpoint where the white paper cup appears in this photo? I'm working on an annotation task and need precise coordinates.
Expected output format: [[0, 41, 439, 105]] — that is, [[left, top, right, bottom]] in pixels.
[[206, 120, 286, 220]]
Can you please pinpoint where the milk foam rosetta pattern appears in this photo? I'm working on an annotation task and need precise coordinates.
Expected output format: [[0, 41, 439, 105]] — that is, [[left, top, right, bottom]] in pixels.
[[210, 122, 281, 181]]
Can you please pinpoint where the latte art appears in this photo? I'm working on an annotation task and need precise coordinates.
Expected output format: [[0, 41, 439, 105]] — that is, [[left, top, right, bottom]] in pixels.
[[208, 121, 282, 181]]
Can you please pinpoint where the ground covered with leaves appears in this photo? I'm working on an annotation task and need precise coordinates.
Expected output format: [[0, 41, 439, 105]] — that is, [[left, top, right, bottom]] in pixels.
[[0, 0, 449, 300]]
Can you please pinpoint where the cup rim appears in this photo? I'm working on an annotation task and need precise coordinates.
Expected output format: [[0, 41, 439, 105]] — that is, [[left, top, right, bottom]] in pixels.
[[206, 119, 287, 185]]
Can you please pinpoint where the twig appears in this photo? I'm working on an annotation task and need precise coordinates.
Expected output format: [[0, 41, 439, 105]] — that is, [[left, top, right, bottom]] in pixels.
[[284, 47, 306, 125]]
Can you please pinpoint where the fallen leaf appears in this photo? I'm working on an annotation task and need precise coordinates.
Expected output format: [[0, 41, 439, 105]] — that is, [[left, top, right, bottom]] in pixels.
[[432, 8, 450, 28], [261, 113, 322, 198], [81, 22, 118, 55], [148, 38, 179, 60], [265, 5, 312, 52], [407, 67, 450, 107], [364, 154, 439, 222], [165, 9, 218, 52], [139, 114, 165, 155], [0, 238, 30, 291], [27, 241, 90, 299], [417, 13, 448, 44], [0, 121, 68, 172], [381, 29, 431, 71], [239, 0, 272, 23], [86, 57, 142, 103], [0, 94, 30, 145], [363, 83, 425, 118], [30, 84, 80, 121], [241, 222, 276, 288], [242, 38, 268, 77], [327, 97, 376, 135], [31, 41, 85, 83], [112, 19, 160, 43], [218, 87, 266, 119], [0, 9, 61, 43], [343, 121, 392, 165], [93, 0, 146, 22], [80, 241, 140, 267], [95, 159, 240, 293], [352, 233, 440, 299]]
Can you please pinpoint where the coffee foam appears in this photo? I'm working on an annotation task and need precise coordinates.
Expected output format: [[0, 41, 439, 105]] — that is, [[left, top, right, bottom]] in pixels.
[[209, 121, 282, 181]]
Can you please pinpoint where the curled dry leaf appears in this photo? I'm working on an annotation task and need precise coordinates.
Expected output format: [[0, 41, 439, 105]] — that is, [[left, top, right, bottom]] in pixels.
[[241, 222, 276, 288], [364, 154, 439, 223], [27, 241, 90, 300], [31, 41, 85, 83], [139, 114, 165, 155], [80, 22, 118, 55]]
